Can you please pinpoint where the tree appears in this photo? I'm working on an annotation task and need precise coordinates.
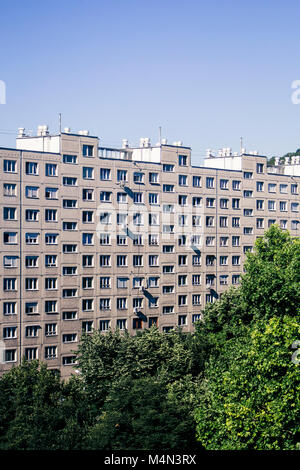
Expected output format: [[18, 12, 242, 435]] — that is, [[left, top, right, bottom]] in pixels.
[[194, 226, 300, 449], [194, 315, 300, 450], [85, 376, 201, 450]]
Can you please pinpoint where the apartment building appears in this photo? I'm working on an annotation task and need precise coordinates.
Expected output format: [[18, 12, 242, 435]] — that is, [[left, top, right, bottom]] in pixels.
[[0, 126, 299, 377]]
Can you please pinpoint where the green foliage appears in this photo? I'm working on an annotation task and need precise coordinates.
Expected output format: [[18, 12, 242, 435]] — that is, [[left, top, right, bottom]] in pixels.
[[85, 376, 201, 450], [267, 156, 276, 167], [76, 326, 195, 407], [194, 316, 300, 449], [241, 225, 300, 319]]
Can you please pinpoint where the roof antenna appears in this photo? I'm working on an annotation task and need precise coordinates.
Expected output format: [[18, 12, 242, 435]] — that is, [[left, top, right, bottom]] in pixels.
[[59, 113, 62, 135], [159, 126, 162, 145], [240, 136, 243, 154]]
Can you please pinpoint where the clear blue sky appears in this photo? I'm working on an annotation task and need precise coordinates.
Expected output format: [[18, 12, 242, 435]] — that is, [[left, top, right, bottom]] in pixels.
[[1, 0, 300, 164]]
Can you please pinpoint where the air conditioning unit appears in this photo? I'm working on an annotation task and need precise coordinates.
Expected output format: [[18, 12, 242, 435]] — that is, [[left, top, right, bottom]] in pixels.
[[133, 307, 139, 314]]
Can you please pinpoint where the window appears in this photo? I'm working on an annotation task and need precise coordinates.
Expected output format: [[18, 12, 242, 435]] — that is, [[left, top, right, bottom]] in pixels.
[[257, 218, 264, 229], [256, 163, 264, 173], [244, 227, 253, 235], [45, 233, 58, 244], [291, 220, 299, 230], [192, 274, 201, 286], [149, 255, 159, 266], [193, 176, 201, 187], [291, 183, 298, 195], [63, 333, 77, 343], [25, 278, 38, 290], [257, 182, 264, 192], [82, 211, 94, 223], [206, 216, 214, 227], [82, 233, 93, 245], [25, 256, 38, 268], [116, 319, 127, 330], [100, 191, 112, 203], [3, 183, 16, 196], [82, 321, 93, 333], [149, 193, 158, 205], [178, 274, 187, 286], [280, 201, 287, 212], [206, 177, 214, 188], [133, 277, 144, 289], [133, 192, 143, 204], [280, 184, 288, 194], [163, 164, 174, 172], [3, 327, 17, 339], [206, 255, 215, 266], [163, 265, 174, 274], [82, 299, 93, 311], [232, 255, 240, 266], [133, 255, 143, 267], [117, 297, 127, 310], [206, 198, 215, 208], [45, 278, 57, 290], [63, 266, 77, 275], [232, 217, 240, 228], [63, 154, 77, 164], [220, 275, 228, 285], [232, 236, 240, 246], [63, 177, 77, 187], [25, 209, 39, 222], [192, 314, 201, 323], [268, 183, 276, 193], [133, 172, 144, 184], [149, 234, 159, 246], [82, 188, 94, 201], [220, 198, 229, 209], [63, 221, 77, 231], [291, 202, 299, 212], [117, 192, 127, 203], [45, 255, 57, 267], [99, 320, 110, 332], [220, 179, 229, 190], [133, 234, 143, 245], [178, 214, 187, 226], [179, 174, 187, 186], [133, 213, 143, 225], [4, 256, 18, 268], [99, 255, 110, 267], [243, 171, 253, 179], [25, 232, 38, 244], [243, 190, 253, 198], [63, 311, 77, 320], [4, 207, 16, 220], [193, 197, 202, 207], [149, 172, 159, 184], [100, 168, 111, 180], [220, 236, 228, 246], [5, 350, 17, 362], [83, 255, 94, 267], [178, 315, 187, 326], [45, 346, 57, 360], [268, 200, 276, 211], [83, 144, 94, 157], [117, 277, 128, 289], [99, 233, 111, 245], [219, 216, 228, 228], [232, 180, 241, 190], [206, 274, 215, 287], [163, 245, 174, 253], [3, 302, 17, 315], [244, 208, 253, 217], [45, 187, 58, 199], [99, 299, 111, 311], [117, 255, 127, 267], [163, 184, 174, 193], [25, 326, 39, 338], [178, 195, 187, 206], [192, 294, 201, 306], [117, 169, 127, 182], [45, 209, 57, 222], [178, 155, 187, 166], [63, 199, 77, 209], [4, 160, 16, 173], [63, 244, 77, 253], [25, 302, 38, 315], [26, 161, 38, 175], [256, 200, 264, 210], [45, 163, 57, 177], [63, 288, 77, 298], [218, 255, 227, 266], [192, 255, 201, 266], [280, 219, 287, 229], [4, 232, 17, 244], [45, 324, 57, 336], [3, 278, 16, 291], [178, 255, 187, 266], [83, 167, 94, 179], [268, 219, 276, 228], [232, 275, 240, 285]]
